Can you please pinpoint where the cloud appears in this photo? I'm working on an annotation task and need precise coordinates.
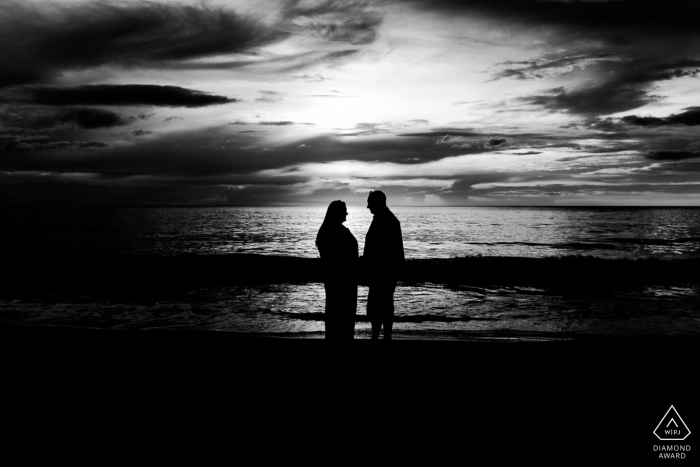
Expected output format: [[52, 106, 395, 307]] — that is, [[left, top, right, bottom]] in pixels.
[[284, 73, 333, 82], [3, 1, 700, 206], [0, 106, 126, 130], [489, 53, 622, 82], [260, 121, 295, 126], [1, 135, 109, 152], [646, 151, 700, 161], [519, 84, 656, 116], [520, 58, 700, 117], [410, 0, 700, 38], [485, 138, 507, 148], [0, 0, 286, 86], [424, 1, 700, 118], [132, 113, 156, 121], [11, 85, 237, 107], [283, 0, 384, 45], [654, 60, 700, 80], [228, 120, 313, 126], [255, 90, 284, 103], [0, 84, 236, 138], [621, 109, 700, 127]]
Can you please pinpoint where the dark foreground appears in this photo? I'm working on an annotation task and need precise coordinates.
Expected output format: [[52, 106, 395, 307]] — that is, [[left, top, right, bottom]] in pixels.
[[3, 324, 698, 462], [3, 254, 697, 461]]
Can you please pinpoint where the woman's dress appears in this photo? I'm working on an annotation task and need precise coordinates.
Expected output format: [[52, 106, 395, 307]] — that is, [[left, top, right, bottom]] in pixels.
[[316, 223, 358, 339]]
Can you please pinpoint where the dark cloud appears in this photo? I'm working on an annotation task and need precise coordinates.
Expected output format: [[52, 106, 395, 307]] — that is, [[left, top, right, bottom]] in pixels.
[[517, 55, 700, 116], [132, 113, 156, 121], [260, 121, 295, 126], [520, 84, 656, 116], [131, 129, 153, 137], [0, 129, 453, 180], [0, 0, 286, 86], [0, 106, 126, 130], [646, 151, 700, 161], [411, 0, 700, 38], [619, 115, 665, 127], [452, 0, 700, 117], [486, 138, 507, 147], [61, 108, 123, 129], [11, 85, 237, 107], [1, 134, 109, 152], [490, 53, 616, 82], [156, 49, 359, 73], [493, 54, 700, 85], [622, 109, 700, 127], [492, 69, 533, 80], [401, 130, 544, 140]]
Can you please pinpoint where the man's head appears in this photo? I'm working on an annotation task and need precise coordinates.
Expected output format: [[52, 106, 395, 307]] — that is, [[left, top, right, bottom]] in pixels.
[[367, 190, 386, 215]]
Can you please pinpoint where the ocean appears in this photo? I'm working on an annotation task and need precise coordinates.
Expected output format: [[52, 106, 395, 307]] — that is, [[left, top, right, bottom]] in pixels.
[[3, 205, 700, 259], [2, 206, 699, 338]]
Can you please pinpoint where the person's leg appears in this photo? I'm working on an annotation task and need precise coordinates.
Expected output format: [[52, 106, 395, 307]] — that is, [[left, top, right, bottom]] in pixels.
[[325, 314, 336, 339], [383, 319, 393, 340], [379, 284, 395, 340], [371, 320, 382, 339], [344, 311, 356, 339], [368, 286, 380, 339], [345, 285, 357, 340]]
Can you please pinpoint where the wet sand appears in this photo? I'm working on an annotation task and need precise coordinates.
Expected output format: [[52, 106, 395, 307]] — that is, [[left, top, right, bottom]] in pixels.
[[3, 281, 698, 336]]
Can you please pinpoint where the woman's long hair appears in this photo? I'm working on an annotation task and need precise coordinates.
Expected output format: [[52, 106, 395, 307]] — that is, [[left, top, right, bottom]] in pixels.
[[316, 200, 346, 250]]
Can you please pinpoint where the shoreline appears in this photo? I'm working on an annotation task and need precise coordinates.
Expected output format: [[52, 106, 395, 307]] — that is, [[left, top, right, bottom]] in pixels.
[[4, 323, 700, 342]]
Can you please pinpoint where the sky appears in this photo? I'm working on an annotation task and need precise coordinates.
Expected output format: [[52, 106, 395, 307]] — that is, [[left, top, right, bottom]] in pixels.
[[2, 0, 700, 206]]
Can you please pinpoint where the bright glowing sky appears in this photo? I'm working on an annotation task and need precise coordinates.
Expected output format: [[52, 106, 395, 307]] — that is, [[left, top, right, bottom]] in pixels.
[[3, 0, 700, 205]]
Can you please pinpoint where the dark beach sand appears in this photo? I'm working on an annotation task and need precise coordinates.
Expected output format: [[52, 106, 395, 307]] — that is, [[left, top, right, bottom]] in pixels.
[[3, 324, 697, 461]]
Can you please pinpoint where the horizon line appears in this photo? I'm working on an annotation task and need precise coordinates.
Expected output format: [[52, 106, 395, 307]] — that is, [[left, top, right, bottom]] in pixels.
[[3, 204, 700, 208]]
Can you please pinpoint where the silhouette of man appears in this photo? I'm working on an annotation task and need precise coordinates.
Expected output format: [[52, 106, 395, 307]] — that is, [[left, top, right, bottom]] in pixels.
[[363, 190, 405, 340]]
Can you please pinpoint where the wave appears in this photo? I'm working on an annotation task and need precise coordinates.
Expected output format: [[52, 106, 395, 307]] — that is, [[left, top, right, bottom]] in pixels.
[[463, 238, 700, 249]]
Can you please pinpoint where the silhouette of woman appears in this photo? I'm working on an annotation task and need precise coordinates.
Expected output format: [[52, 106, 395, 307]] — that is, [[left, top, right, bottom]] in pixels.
[[316, 200, 358, 339]]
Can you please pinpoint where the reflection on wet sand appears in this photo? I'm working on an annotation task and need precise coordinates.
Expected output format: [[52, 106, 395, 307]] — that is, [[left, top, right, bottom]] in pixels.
[[2, 282, 698, 339]]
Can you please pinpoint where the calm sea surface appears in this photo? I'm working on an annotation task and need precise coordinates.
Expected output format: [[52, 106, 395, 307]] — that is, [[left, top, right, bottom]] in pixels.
[[2, 206, 700, 259]]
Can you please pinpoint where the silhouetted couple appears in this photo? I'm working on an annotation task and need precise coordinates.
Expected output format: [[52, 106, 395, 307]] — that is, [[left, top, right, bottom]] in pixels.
[[315, 191, 405, 340]]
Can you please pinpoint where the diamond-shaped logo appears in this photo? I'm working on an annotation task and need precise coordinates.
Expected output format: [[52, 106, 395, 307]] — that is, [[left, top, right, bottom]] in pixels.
[[654, 405, 691, 441]]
